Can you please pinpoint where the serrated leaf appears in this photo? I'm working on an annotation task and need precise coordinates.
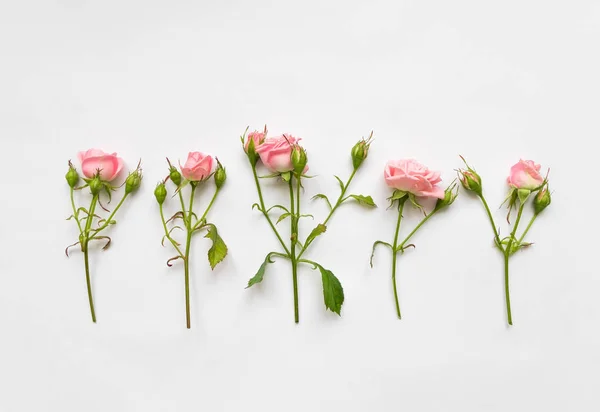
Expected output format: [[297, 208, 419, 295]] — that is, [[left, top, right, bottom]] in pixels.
[[305, 223, 327, 245], [319, 265, 344, 315], [204, 224, 228, 270], [311, 193, 333, 210], [348, 194, 377, 207], [281, 172, 291, 182], [334, 175, 345, 192], [276, 212, 291, 224], [246, 253, 276, 288]]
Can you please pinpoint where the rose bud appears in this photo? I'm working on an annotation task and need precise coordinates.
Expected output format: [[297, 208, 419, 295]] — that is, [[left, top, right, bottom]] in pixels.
[[291, 144, 308, 175], [89, 176, 104, 195], [65, 161, 80, 188], [350, 132, 373, 170], [78, 149, 124, 182], [256, 134, 306, 173], [154, 182, 167, 205], [244, 129, 267, 163], [166, 158, 182, 186], [457, 156, 483, 196], [214, 159, 227, 189], [435, 181, 459, 210], [181, 152, 214, 182], [533, 185, 551, 215], [125, 167, 143, 194], [507, 159, 544, 191], [384, 159, 445, 199]]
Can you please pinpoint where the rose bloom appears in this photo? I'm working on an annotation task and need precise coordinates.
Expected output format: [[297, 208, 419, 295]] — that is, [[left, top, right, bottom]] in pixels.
[[181, 152, 214, 181], [245, 130, 266, 152], [256, 134, 305, 173], [78, 149, 124, 181], [507, 159, 544, 190], [384, 159, 444, 199]]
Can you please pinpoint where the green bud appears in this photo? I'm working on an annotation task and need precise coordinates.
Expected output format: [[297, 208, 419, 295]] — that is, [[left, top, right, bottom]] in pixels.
[[350, 132, 373, 169], [243, 130, 264, 166], [435, 182, 459, 210], [458, 170, 482, 196], [214, 159, 227, 189], [154, 183, 167, 205], [65, 161, 79, 188], [533, 186, 551, 215], [125, 169, 143, 194], [291, 145, 308, 175], [170, 167, 182, 186], [89, 177, 103, 195]]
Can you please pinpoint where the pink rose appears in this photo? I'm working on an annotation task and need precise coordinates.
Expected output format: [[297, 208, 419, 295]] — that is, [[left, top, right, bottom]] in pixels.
[[180, 152, 214, 181], [384, 159, 444, 199], [77, 149, 124, 182], [256, 134, 305, 173], [245, 130, 266, 152], [507, 159, 544, 190]]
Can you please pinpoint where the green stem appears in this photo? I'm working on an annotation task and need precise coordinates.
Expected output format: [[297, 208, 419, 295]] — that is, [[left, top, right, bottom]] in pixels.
[[397, 209, 438, 250], [193, 188, 220, 231], [516, 213, 538, 245], [70, 187, 83, 234], [89, 193, 128, 239], [480, 194, 503, 251], [503, 202, 525, 326], [251, 166, 291, 256], [83, 241, 96, 323], [391, 199, 406, 319], [182, 185, 197, 329], [289, 177, 299, 323], [178, 190, 188, 224], [297, 168, 357, 260], [83, 194, 98, 323], [160, 204, 184, 257]]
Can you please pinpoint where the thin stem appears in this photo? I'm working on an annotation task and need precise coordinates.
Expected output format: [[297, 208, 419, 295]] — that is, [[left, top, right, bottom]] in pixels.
[[503, 202, 525, 326], [289, 177, 299, 323], [397, 209, 438, 250], [183, 186, 197, 329], [391, 199, 406, 319], [83, 242, 96, 323], [83, 194, 98, 323], [480, 194, 503, 251], [193, 188, 220, 231], [251, 166, 291, 256], [89, 193, 128, 239], [297, 168, 357, 260], [517, 213, 538, 245], [160, 204, 184, 257], [187, 185, 197, 229], [178, 190, 188, 224], [70, 187, 83, 234]]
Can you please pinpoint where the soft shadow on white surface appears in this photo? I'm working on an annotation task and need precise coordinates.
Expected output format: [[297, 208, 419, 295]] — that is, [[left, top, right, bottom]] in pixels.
[[0, 1, 598, 411]]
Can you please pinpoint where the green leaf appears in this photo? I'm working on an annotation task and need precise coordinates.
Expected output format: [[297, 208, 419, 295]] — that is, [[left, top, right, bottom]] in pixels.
[[370, 240, 393, 267], [259, 172, 281, 179], [305, 223, 327, 245], [299, 214, 314, 220], [319, 265, 344, 315], [204, 224, 228, 270], [251, 203, 262, 211], [334, 175, 345, 192], [311, 193, 333, 210], [276, 212, 292, 224], [388, 190, 408, 201], [348, 194, 377, 207], [246, 253, 276, 288], [281, 172, 291, 182], [266, 205, 290, 214]]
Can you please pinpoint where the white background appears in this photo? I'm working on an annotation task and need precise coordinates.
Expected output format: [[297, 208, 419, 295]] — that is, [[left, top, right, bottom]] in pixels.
[[1, 1, 598, 411]]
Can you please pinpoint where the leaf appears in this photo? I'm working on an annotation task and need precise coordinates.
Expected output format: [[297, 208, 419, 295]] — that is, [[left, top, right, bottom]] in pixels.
[[348, 194, 377, 207], [276, 212, 291, 224], [388, 190, 408, 201], [299, 214, 314, 220], [259, 172, 281, 179], [305, 223, 327, 246], [319, 265, 344, 315], [281, 172, 291, 182], [246, 253, 277, 288], [334, 175, 345, 192], [370, 240, 393, 267], [251, 203, 262, 212], [311, 194, 332, 210], [204, 224, 228, 270]]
